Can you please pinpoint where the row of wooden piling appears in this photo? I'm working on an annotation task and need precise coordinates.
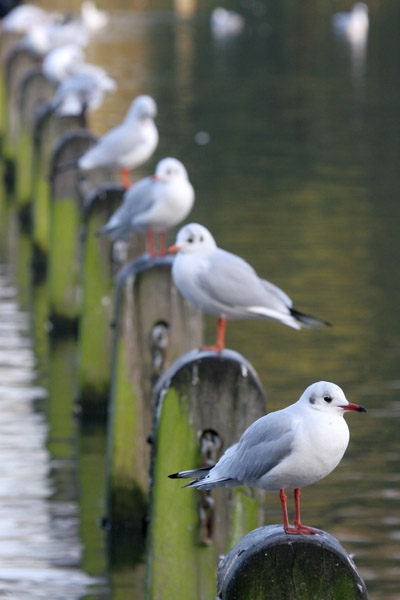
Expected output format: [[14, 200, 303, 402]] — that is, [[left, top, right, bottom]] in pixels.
[[0, 30, 368, 600]]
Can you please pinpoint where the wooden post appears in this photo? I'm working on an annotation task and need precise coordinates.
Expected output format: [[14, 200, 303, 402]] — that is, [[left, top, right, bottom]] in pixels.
[[1, 44, 38, 186], [47, 128, 99, 334], [77, 182, 144, 419], [30, 102, 85, 279], [216, 524, 368, 600], [146, 348, 267, 600], [15, 66, 55, 222], [106, 255, 203, 530]]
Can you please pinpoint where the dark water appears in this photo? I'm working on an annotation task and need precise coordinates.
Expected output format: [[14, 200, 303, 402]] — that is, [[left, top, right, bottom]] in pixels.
[[2, 1, 400, 598]]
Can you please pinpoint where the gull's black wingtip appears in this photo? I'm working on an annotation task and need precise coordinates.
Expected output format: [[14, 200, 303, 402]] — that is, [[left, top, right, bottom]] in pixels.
[[168, 472, 180, 479]]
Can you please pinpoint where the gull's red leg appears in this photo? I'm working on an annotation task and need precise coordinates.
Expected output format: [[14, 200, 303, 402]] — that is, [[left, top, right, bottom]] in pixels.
[[291, 488, 320, 535], [147, 230, 156, 256], [159, 231, 166, 256], [200, 317, 226, 353], [280, 489, 291, 532], [120, 168, 131, 189]]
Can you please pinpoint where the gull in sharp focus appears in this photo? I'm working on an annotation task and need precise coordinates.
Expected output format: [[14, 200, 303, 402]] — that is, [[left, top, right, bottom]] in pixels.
[[77, 94, 158, 188], [170, 381, 366, 535], [99, 157, 194, 255], [168, 223, 330, 351]]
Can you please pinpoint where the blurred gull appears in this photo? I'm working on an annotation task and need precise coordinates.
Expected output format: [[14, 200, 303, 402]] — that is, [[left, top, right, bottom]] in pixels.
[[50, 65, 116, 116], [99, 158, 194, 256], [332, 2, 369, 44], [20, 1, 107, 56], [22, 19, 89, 56], [333, 3, 369, 82], [210, 7, 245, 38], [170, 381, 366, 535], [42, 44, 85, 84], [1, 4, 61, 34], [77, 94, 158, 188], [168, 223, 330, 351], [80, 0, 109, 32]]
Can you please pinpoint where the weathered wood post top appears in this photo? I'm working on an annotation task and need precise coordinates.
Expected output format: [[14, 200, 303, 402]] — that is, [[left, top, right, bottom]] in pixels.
[[217, 524, 368, 600]]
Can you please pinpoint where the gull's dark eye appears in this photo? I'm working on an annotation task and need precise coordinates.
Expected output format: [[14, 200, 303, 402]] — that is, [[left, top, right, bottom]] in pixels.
[[199, 235, 204, 242], [324, 395, 332, 403], [187, 236, 194, 243]]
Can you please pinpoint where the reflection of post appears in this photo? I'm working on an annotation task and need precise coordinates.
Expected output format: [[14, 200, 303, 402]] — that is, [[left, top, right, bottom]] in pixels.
[[217, 525, 368, 599], [147, 349, 267, 600], [173, 0, 196, 19], [106, 255, 203, 529]]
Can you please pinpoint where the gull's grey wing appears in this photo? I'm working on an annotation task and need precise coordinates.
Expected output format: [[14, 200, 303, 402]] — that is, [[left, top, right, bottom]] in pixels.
[[195, 249, 288, 312], [214, 410, 297, 483], [101, 177, 155, 238]]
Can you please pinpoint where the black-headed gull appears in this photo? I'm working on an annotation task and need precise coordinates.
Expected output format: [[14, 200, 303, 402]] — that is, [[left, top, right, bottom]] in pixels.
[[168, 223, 329, 351], [170, 381, 366, 535], [77, 94, 158, 188], [99, 157, 194, 256]]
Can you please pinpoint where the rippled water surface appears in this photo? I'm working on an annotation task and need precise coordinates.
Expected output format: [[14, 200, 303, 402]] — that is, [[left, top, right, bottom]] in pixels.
[[1, 1, 400, 598]]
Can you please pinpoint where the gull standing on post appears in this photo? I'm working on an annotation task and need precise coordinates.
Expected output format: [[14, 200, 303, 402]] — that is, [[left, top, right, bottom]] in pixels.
[[168, 223, 330, 351], [77, 94, 158, 188], [170, 381, 366, 535], [99, 158, 194, 256]]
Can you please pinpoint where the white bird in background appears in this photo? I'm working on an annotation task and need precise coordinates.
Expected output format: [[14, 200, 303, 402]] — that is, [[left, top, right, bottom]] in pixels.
[[20, 1, 107, 57], [77, 94, 159, 189], [210, 7, 245, 38], [80, 0, 109, 32], [22, 18, 90, 57], [50, 65, 116, 117], [170, 381, 366, 535], [332, 2, 369, 45], [42, 44, 85, 84], [168, 223, 330, 351], [1, 4, 61, 34], [332, 3, 369, 82], [99, 158, 195, 256]]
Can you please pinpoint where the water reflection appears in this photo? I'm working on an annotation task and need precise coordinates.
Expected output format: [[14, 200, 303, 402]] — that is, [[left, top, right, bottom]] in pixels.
[[0, 266, 105, 599]]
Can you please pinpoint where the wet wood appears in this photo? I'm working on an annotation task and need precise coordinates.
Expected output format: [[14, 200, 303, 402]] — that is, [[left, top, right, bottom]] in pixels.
[[15, 67, 55, 218], [77, 183, 126, 418], [216, 524, 368, 600], [106, 254, 203, 529], [47, 129, 99, 334], [146, 348, 267, 600], [31, 102, 86, 278], [2, 44, 38, 165]]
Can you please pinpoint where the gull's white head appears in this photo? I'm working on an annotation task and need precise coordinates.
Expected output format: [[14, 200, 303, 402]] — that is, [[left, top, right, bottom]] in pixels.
[[154, 158, 189, 183], [299, 381, 366, 415], [170, 223, 217, 255], [127, 94, 157, 121]]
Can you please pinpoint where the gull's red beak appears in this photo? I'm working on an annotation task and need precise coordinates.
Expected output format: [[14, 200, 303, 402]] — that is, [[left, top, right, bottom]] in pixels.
[[340, 402, 367, 413], [152, 174, 160, 181], [167, 244, 181, 254]]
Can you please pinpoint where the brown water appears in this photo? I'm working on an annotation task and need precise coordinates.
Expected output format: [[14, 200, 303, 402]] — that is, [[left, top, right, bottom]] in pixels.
[[2, 0, 400, 598]]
